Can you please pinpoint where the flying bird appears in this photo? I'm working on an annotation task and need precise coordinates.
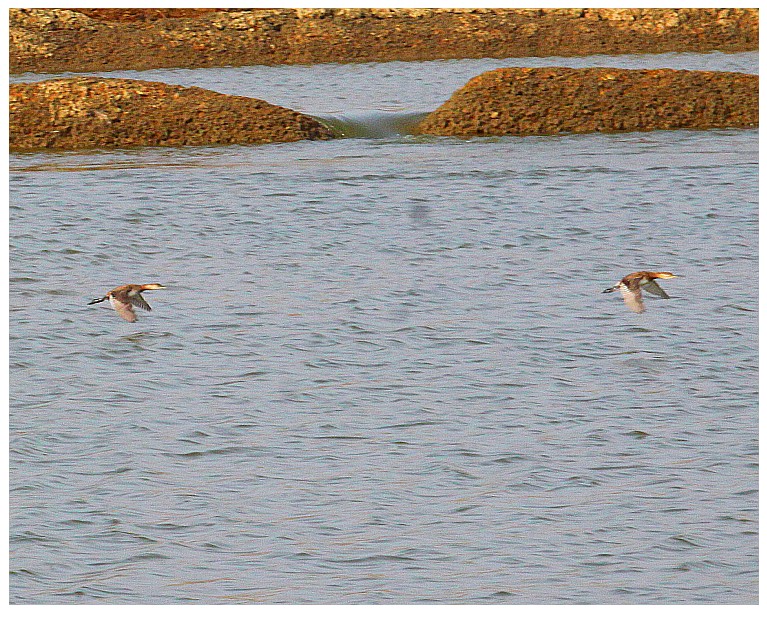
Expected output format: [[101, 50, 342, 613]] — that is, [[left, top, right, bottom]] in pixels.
[[603, 272, 677, 313], [89, 283, 165, 322]]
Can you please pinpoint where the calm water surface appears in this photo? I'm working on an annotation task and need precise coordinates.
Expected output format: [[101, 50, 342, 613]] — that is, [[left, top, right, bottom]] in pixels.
[[10, 52, 758, 604]]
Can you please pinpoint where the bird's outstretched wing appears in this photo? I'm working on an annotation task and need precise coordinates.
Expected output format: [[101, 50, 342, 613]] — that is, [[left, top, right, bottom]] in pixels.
[[111, 298, 138, 322], [128, 293, 152, 311], [619, 285, 645, 313], [642, 280, 670, 299]]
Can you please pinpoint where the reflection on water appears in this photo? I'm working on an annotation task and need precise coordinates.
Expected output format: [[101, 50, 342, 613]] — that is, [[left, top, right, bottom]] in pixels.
[[9, 52, 758, 604]]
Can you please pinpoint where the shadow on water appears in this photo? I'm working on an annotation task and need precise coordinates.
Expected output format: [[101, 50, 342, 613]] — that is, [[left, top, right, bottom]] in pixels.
[[113, 331, 174, 346], [317, 110, 428, 138]]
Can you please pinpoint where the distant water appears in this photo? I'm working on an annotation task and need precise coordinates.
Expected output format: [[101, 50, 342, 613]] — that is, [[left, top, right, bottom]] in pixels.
[[10, 52, 758, 604]]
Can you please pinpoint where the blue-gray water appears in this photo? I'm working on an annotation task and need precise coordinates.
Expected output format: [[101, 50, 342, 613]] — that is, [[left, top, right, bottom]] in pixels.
[[10, 52, 758, 604]]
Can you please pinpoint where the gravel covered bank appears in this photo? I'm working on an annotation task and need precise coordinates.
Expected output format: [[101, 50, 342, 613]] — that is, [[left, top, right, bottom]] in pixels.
[[10, 8, 758, 74], [415, 67, 758, 137], [9, 77, 336, 151]]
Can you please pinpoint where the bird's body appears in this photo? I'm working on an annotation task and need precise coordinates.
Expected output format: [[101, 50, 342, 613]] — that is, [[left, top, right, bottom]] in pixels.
[[89, 283, 165, 322], [603, 272, 677, 313]]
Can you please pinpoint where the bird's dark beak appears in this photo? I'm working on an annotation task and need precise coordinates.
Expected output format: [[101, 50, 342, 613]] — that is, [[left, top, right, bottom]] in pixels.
[[602, 287, 617, 293], [88, 297, 105, 305]]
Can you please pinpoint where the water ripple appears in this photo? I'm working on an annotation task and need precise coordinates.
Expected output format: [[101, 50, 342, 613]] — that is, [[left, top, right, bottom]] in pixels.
[[9, 54, 757, 604]]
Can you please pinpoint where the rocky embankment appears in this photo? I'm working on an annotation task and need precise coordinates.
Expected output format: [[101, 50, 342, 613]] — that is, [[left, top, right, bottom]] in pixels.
[[9, 78, 335, 151], [415, 67, 758, 137], [10, 8, 758, 74], [10, 67, 758, 151], [8, 9, 759, 151]]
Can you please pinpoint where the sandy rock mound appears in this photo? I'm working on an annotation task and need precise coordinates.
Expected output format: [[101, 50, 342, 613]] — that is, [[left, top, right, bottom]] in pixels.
[[10, 77, 335, 151], [415, 67, 758, 137]]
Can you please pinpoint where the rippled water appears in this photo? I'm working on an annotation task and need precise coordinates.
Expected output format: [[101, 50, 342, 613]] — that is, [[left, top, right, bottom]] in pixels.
[[10, 52, 758, 604]]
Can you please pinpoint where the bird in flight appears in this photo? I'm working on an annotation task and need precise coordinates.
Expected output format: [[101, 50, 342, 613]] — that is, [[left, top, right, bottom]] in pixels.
[[603, 272, 677, 313], [89, 283, 166, 322]]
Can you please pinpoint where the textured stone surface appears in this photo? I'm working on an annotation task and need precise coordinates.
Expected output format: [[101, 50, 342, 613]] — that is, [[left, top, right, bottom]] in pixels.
[[72, 8, 226, 22], [9, 77, 335, 151], [415, 67, 758, 137], [10, 8, 759, 74]]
